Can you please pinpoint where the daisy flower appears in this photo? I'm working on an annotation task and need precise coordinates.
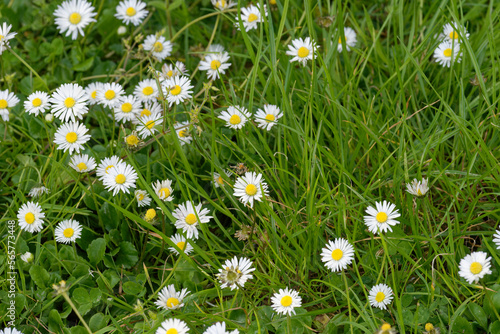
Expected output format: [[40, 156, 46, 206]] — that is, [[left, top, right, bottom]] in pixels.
[[211, 0, 236, 11], [134, 79, 159, 103], [203, 322, 239, 334], [54, 0, 97, 40], [434, 40, 461, 67], [321, 238, 355, 272], [115, 0, 148, 26], [144, 208, 157, 222], [0, 89, 20, 121], [233, 172, 269, 208], [169, 233, 194, 255], [17, 201, 45, 233], [442, 21, 469, 42], [423, 323, 440, 334], [493, 229, 500, 249], [216, 256, 255, 290], [28, 186, 50, 198], [368, 283, 393, 310], [155, 284, 190, 310], [163, 76, 193, 106], [114, 95, 141, 122], [175, 121, 192, 146], [254, 104, 283, 130], [152, 179, 174, 201], [143, 34, 172, 61], [135, 190, 152, 207], [286, 37, 317, 66], [406, 178, 429, 197], [24, 91, 50, 116], [85, 82, 104, 105], [206, 44, 226, 54], [103, 162, 138, 195], [237, 4, 266, 32], [213, 170, 231, 188], [0, 22, 17, 55], [199, 52, 231, 80], [54, 219, 82, 244], [97, 82, 125, 108], [218, 105, 251, 130], [458, 251, 492, 284], [136, 101, 162, 121], [137, 113, 163, 139], [0, 328, 24, 334], [160, 61, 187, 81], [172, 201, 213, 239], [124, 130, 142, 148], [363, 200, 401, 234], [271, 287, 302, 316], [375, 323, 397, 334], [53, 121, 91, 154], [50, 83, 89, 122], [336, 27, 357, 52], [96, 155, 123, 179], [156, 318, 190, 334], [20, 251, 34, 263], [69, 154, 96, 173]]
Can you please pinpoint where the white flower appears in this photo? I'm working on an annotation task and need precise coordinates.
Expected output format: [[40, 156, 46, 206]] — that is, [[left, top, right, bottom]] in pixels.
[[406, 178, 429, 197], [442, 22, 469, 42], [434, 40, 461, 67], [45, 113, 54, 122], [96, 155, 123, 179], [53, 121, 91, 154], [286, 37, 317, 66], [493, 230, 500, 250], [211, 0, 236, 11], [175, 121, 192, 146], [24, 91, 50, 116], [115, 0, 148, 26], [160, 61, 187, 81], [213, 170, 231, 188], [143, 34, 172, 61], [155, 284, 190, 310], [218, 105, 251, 130], [69, 154, 96, 173], [233, 172, 269, 208], [156, 318, 190, 334], [237, 5, 266, 32], [172, 201, 212, 239], [114, 95, 141, 122], [271, 287, 302, 316], [206, 44, 226, 54], [54, 0, 97, 40], [134, 100, 163, 124], [203, 322, 239, 334], [216, 256, 255, 290], [336, 27, 357, 52], [135, 190, 152, 207], [254, 104, 283, 130], [20, 252, 34, 263], [321, 238, 355, 272], [458, 251, 492, 284], [169, 233, 194, 255], [117, 26, 127, 35], [134, 79, 159, 103], [28, 186, 50, 198], [85, 82, 104, 105], [0, 328, 24, 334], [152, 179, 174, 201], [368, 283, 393, 310], [97, 82, 125, 108], [103, 162, 138, 196], [163, 76, 193, 107], [50, 83, 89, 122], [54, 219, 82, 243], [17, 201, 45, 233], [199, 52, 231, 80], [0, 89, 20, 121], [0, 22, 17, 55], [363, 201, 401, 234], [136, 113, 163, 139]]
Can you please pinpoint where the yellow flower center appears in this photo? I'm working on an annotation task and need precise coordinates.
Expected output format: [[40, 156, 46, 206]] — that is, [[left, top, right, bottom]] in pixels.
[[142, 86, 154, 96], [248, 13, 258, 22], [121, 102, 133, 113], [145, 120, 155, 129], [449, 31, 459, 39], [166, 329, 178, 334], [216, 0, 226, 8], [166, 70, 173, 77], [69, 12, 82, 25], [338, 37, 342, 44], [126, 135, 139, 146], [66, 132, 78, 143], [159, 187, 170, 198], [265, 114, 275, 122], [185, 213, 197, 225], [76, 162, 88, 171], [229, 114, 241, 125], [105, 165, 114, 173], [137, 193, 145, 201], [470, 262, 483, 275], [245, 184, 257, 196], [417, 188, 423, 196], [166, 297, 179, 308], [0, 35, 3, 41], [376, 212, 388, 223], [145, 209, 156, 221], [32, 98, 42, 107], [269, 0, 276, 4], [64, 97, 75, 108], [331, 249, 343, 261], [105, 90, 116, 100], [25, 212, 35, 224], [381, 324, 391, 331], [176, 241, 186, 250], [63, 228, 74, 238], [115, 174, 126, 184], [375, 291, 385, 302], [211, 60, 221, 70], [443, 48, 452, 57], [126, 7, 136, 16], [217, 176, 224, 185], [280, 295, 292, 307], [153, 41, 164, 52], [0, 99, 7, 109], [425, 323, 434, 331], [170, 85, 182, 96], [91, 90, 97, 99], [179, 129, 187, 138], [297, 46, 310, 58], [141, 108, 151, 117]]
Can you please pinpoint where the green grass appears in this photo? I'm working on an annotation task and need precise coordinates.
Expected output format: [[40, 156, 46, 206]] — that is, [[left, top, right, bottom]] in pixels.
[[1, 0, 500, 333]]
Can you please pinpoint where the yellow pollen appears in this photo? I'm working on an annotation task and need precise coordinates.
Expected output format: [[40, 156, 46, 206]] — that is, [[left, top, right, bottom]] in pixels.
[[126, 7, 136, 16], [176, 241, 186, 250], [0, 99, 8, 109], [443, 48, 452, 57], [69, 12, 82, 25], [145, 120, 155, 129], [331, 249, 343, 261], [425, 323, 434, 331], [121, 102, 133, 113], [166, 329, 178, 334], [185, 213, 197, 225], [138, 193, 145, 201], [245, 184, 257, 196], [449, 31, 459, 39], [265, 114, 275, 122], [159, 187, 170, 198], [115, 174, 126, 184], [211, 60, 221, 70], [104, 90, 116, 100], [76, 162, 88, 171], [105, 165, 114, 173], [142, 86, 154, 96], [166, 70, 173, 77], [297, 46, 309, 58], [248, 13, 258, 22], [179, 129, 187, 138], [145, 209, 156, 221], [25, 212, 35, 225], [375, 292, 385, 302], [126, 135, 139, 146], [166, 297, 179, 308], [280, 295, 292, 307], [91, 91, 97, 99], [63, 228, 74, 238], [64, 97, 75, 108], [470, 262, 483, 275], [376, 212, 388, 223], [170, 85, 182, 96], [153, 41, 163, 52], [141, 108, 151, 117], [65, 132, 78, 143], [229, 114, 241, 125], [32, 98, 42, 107], [381, 324, 391, 331], [217, 176, 224, 185]]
